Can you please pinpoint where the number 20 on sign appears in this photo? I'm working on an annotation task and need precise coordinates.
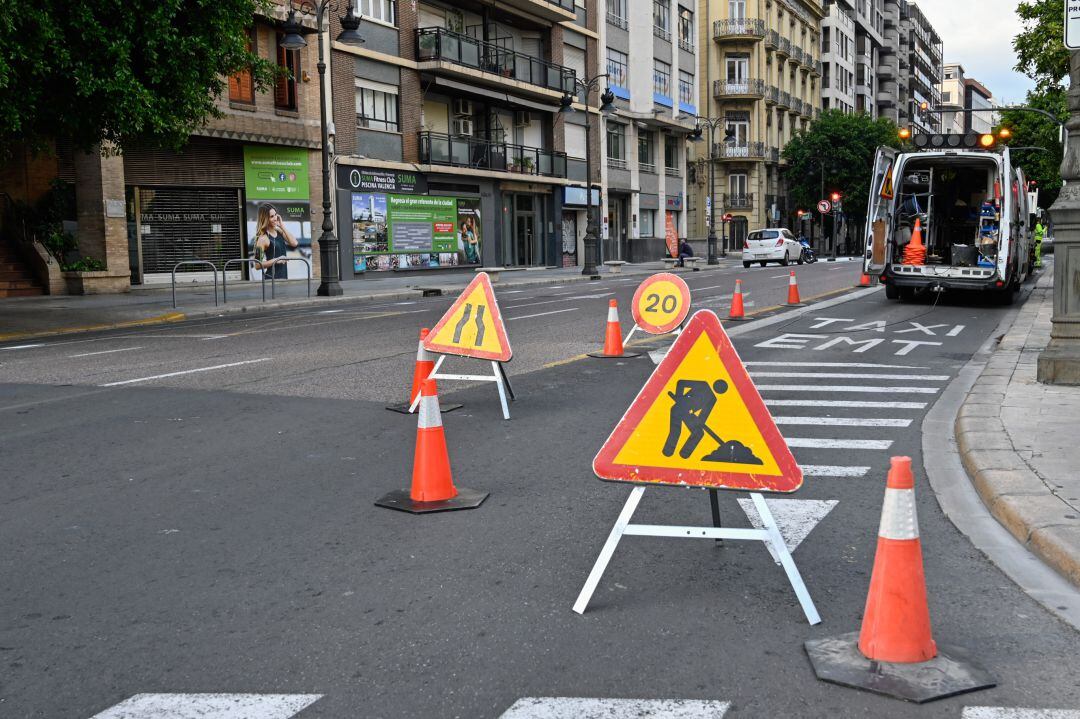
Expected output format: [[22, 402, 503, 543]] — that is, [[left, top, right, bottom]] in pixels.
[[631, 273, 692, 335]]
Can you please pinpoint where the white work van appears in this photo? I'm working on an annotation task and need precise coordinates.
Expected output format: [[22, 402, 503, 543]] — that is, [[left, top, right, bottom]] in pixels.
[[863, 139, 1034, 304]]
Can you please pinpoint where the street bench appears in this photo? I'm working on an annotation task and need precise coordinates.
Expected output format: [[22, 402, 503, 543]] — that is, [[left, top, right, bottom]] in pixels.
[[683, 256, 702, 271], [662, 257, 680, 270], [603, 260, 627, 274], [475, 267, 504, 282]]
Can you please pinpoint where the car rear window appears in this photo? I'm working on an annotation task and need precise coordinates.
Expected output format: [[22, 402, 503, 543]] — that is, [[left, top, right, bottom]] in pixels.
[[748, 230, 779, 240]]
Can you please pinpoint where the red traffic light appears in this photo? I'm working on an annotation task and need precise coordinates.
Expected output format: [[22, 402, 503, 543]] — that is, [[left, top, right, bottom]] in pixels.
[[830, 192, 841, 202]]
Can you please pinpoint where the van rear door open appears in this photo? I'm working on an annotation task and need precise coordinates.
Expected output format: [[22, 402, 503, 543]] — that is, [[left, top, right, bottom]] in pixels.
[[864, 146, 897, 276]]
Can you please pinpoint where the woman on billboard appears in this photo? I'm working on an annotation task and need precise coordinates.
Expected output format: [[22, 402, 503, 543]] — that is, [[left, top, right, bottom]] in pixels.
[[252, 203, 298, 279]]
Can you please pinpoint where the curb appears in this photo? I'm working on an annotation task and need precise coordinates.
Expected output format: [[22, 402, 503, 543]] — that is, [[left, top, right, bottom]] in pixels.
[[954, 268, 1080, 590]]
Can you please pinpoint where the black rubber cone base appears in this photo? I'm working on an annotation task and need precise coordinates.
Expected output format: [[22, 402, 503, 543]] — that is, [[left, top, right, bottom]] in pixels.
[[374, 487, 488, 514], [804, 632, 995, 704], [385, 402, 464, 414], [587, 351, 643, 359]]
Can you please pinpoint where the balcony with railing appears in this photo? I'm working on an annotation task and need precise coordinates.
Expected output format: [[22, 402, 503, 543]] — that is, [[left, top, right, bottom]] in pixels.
[[777, 90, 792, 108], [416, 27, 576, 99], [713, 78, 766, 99], [811, 59, 821, 75], [501, 0, 576, 22], [764, 85, 780, 104], [799, 99, 812, 118], [765, 29, 780, 49], [713, 18, 766, 41], [418, 131, 567, 178], [713, 142, 765, 161], [765, 147, 780, 163], [789, 98, 803, 115], [793, 46, 806, 65], [723, 193, 754, 209], [778, 37, 792, 56]]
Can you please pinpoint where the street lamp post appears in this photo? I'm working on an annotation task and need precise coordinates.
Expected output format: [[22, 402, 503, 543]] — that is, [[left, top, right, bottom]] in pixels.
[[280, 2, 364, 297], [560, 79, 615, 278], [691, 119, 736, 264]]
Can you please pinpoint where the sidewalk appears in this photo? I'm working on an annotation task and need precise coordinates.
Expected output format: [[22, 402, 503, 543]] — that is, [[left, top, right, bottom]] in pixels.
[[956, 265, 1080, 588], [0, 260, 724, 341]]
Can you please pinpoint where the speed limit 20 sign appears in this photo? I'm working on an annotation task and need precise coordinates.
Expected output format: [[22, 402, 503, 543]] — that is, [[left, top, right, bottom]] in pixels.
[[632, 273, 692, 335]]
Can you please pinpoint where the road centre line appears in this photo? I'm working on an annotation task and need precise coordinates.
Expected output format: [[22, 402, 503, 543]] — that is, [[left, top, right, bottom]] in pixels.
[[504, 293, 612, 309], [757, 384, 939, 394], [787, 437, 894, 449], [499, 698, 731, 718], [507, 308, 580, 321], [771, 274, 790, 278], [746, 361, 928, 369], [69, 347, 144, 358], [766, 399, 928, 409], [800, 465, 871, 477], [1, 343, 45, 350], [775, 416, 912, 427], [749, 371, 949, 381], [100, 358, 272, 387]]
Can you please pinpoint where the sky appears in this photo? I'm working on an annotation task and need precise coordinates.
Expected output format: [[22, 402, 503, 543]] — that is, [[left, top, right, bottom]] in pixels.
[[912, 0, 1037, 104]]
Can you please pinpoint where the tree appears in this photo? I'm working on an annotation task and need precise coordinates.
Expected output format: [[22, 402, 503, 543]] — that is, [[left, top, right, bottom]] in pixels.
[[782, 110, 902, 234], [0, 0, 276, 153], [1001, 88, 1067, 209], [1014, 0, 1069, 92]]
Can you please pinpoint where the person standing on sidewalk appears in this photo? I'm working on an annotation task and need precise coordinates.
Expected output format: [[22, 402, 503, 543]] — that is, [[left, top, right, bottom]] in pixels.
[[1034, 220, 1045, 268]]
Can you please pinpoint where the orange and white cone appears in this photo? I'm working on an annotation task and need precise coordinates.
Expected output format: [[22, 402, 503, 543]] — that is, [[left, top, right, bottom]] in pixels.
[[375, 378, 487, 513], [588, 299, 641, 358], [804, 455, 996, 701], [856, 272, 873, 287], [786, 270, 803, 306], [386, 328, 461, 414], [858, 456, 937, 663], [728, 279, 747, 320], [902, 218, 927, 265]]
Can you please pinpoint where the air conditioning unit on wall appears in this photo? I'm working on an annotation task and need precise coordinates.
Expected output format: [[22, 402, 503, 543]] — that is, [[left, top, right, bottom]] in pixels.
[[451, 117, 474, 137], [453, 99, 474, 117]]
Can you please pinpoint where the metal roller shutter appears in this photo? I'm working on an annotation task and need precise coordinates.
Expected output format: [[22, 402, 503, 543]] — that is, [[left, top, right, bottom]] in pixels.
[[138, 187, 243, 274]]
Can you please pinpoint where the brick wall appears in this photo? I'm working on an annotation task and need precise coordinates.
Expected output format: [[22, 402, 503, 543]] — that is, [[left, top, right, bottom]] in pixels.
[[73, 145, 130, 288]]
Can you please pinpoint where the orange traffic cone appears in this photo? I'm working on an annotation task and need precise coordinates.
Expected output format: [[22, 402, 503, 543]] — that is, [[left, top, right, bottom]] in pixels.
[[588, 299, 641, 358], [856, 272, 873, 287], [804, 456, 995, 702], [375, 379, 487, 513], [902, 218, 927, 265], [786, 270, 803, 306], [386, 328, 462, 414], [728, 279, 747, 320], [858, 456, 936, 663]]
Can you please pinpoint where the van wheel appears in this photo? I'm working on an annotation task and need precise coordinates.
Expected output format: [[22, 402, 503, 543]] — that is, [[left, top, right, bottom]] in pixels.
[[742, 261, 751, 268], [884, 283, 900, 300], [997, 287, 1017, 306], [780, 253, 790, 267], [759, 261, 767, 267]]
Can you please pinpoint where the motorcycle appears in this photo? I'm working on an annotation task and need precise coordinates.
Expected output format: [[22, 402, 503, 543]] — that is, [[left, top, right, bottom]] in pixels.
[[799, 239, 817, 264]]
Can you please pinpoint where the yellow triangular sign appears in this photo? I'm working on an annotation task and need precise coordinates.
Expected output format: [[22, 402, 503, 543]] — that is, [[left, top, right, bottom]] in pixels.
[[880, 160, 895, 199], [424, 272, 512, 361], [593, 310, 802, 492]]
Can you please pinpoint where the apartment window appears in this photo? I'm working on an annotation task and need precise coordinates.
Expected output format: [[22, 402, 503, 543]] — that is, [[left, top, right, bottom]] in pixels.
[[654, 59, 671, 97], [641, 210, 655, 238], [726, 54, 748, 82], [358, 0, 396, 25], [228, 29, 256, 104], [355, 79, 399, 131], [942, 90, 952, 103], [729, 0, 746, 20], [275, 33, 300, 111], [678, 70, 694, 106], [607, 48, 629, 89], [678, 6, 695, 51], [726, 111, 750, 144], [639, 131, 656, 171], [654, 0, 671, 39], [607, 0, 628, 28], [607, 122, 626, 167], [664, 135, 679, 171], [729, 173, 748, 199]]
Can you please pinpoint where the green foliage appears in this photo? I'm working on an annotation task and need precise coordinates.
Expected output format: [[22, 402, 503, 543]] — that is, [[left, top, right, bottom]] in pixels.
[[782, 110, 902, 224], [62, 258, 108, 272], [5, 180, 77, 262], [1000, 88, 1067, 208], [1014, 0, 1069, 91], [0, 0, 276, 153]]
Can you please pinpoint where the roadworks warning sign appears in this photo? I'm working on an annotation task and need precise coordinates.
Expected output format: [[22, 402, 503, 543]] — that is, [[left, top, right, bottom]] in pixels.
[[424, 272, 512, 362], [593, 309, 802, 492]]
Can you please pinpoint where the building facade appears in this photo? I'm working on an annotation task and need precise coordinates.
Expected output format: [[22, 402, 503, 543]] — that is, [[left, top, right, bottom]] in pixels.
[[692, 0, 824, 245], [877, 0, 941, 132], [820, 0, 883, 116]]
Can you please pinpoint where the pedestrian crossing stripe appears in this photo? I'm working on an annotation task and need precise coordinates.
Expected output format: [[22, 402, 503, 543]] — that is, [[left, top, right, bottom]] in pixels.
[[424, 272, 512, 361], [593, 309, 802, 492]]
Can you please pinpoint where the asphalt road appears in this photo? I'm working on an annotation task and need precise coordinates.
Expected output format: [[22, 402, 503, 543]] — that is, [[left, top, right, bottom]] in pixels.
[[2, 260, 1079, 719]]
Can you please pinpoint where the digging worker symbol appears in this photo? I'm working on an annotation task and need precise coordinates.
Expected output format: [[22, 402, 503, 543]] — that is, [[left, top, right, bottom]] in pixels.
[[663, 379, 763, 465]]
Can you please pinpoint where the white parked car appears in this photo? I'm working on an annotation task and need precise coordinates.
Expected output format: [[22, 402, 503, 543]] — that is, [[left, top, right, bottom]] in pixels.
[[742, 227, 803, 267]]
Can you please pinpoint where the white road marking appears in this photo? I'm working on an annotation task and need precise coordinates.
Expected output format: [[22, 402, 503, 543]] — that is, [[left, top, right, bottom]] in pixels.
[[694, 285, 728, 291], [737, 498, 838, 561], [766, 399, 928, 409], [504, 293, 612, 309], [69, 347, 144, 358], [771, 273, 790, 278], [947, 324, 966, 337], [507, 308, 580, 321], [749, 371, 949, 381], [89, 693, 322, 718], [787, 437, 894, 449], [757, 384, 939, 394], [499, 697, 731, 718], [745, 361, 928, 369], [100, 358, 271, 387], [962, 709, 1080, 719], [318, 309, 346, 313], [801, 465, 871, 477], [499, 290, 527, 294], [776, 416, 912, 427], [1, 343, 44, 350]]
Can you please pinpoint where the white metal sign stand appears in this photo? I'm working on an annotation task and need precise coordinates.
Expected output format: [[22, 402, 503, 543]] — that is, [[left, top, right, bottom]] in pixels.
[[408, 354, 514, 420], [572, 487, 822, 625]]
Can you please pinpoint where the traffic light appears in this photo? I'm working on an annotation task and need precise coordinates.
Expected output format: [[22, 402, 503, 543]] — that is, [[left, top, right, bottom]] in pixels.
[[830, 191, 841, 203]]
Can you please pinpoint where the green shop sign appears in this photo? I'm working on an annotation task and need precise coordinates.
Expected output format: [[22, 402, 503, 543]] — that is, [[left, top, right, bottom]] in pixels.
[[243, 146, 310, 200], [387, 195, 458, 253]]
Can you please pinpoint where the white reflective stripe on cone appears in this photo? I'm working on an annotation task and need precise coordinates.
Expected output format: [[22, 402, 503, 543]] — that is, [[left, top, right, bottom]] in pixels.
[[790, 274, 798, 284], [418, 395, 443, 429], [878, 487, 919, 540], [417, 340, 434, 363], [607, 306, 619, 322]]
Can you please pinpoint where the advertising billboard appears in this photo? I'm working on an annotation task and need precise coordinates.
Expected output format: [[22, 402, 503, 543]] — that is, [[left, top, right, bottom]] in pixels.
[[351, 192, 481, 272]]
